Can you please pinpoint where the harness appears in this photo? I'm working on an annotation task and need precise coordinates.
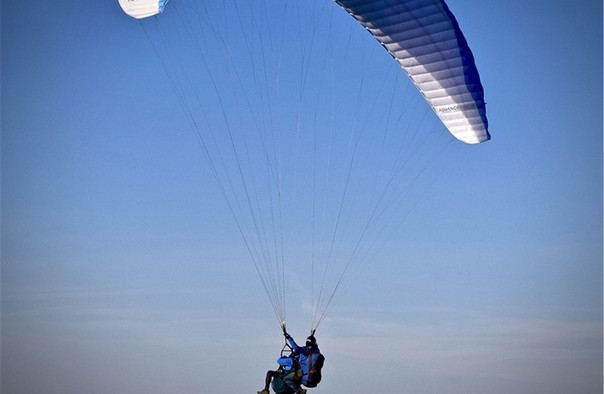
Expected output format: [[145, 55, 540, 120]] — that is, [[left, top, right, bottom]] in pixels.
[[278, 325, 324, 388], [304, 352, 324, 388]]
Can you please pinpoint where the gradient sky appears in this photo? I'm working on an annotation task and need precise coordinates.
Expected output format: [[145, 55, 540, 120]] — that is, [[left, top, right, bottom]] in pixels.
[[2, 1, 602, 393]]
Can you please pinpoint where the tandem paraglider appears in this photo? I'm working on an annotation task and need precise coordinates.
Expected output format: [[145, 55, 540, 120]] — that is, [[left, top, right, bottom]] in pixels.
[[118, 0, 489, 391], [258, 329, 324, 394]]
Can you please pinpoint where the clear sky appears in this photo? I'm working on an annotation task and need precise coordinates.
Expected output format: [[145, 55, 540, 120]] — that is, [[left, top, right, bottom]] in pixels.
[[2, 1, 602, 393]]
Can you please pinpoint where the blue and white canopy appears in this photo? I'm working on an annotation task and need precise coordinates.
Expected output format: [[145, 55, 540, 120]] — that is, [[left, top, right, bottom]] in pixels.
[[118, 0, 488, 143], [335, 0, 490, 144], [118, 0, 169, 19]]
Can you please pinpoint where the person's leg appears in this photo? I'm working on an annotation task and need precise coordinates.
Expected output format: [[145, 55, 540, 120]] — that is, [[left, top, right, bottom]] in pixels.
[[282, 371, 301, 393], [266, 370, 279, 390], [259, 370, 279, 393]]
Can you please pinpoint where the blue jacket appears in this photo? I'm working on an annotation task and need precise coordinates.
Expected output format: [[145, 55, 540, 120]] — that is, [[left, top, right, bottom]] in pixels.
[[277, 356, 294, 371], [287, 338, 321, 385]]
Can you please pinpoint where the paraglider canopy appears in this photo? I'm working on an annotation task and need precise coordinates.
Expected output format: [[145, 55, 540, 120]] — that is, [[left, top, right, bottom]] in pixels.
[[118, 0, 169, 19], [335, 0, 490, 144]]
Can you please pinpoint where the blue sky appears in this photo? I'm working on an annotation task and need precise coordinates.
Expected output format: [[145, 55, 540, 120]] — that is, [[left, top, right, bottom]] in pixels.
[[2, 1, 602, 393]]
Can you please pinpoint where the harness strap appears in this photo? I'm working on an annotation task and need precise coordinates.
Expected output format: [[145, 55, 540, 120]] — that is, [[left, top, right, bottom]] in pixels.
[[308, 353, 315, 371]]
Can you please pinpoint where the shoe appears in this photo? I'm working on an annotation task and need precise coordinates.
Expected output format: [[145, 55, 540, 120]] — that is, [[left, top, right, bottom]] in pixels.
[[257, 390, 269, 394], [298, 390, 307, 394]]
